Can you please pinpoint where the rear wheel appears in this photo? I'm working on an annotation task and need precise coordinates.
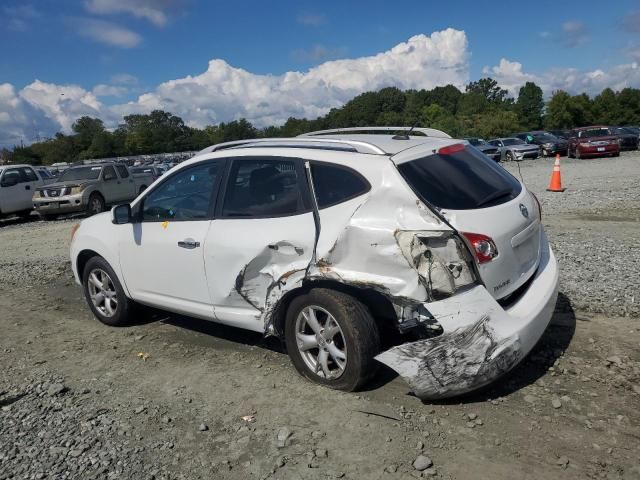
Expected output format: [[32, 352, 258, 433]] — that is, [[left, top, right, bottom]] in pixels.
[[87, 193, 105, 216], [285, 288, 380, 392], [82, 256, 132, 326]]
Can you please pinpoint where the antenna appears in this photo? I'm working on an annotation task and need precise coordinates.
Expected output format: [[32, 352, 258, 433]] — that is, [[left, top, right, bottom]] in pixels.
[[392, 123, 418, 140]]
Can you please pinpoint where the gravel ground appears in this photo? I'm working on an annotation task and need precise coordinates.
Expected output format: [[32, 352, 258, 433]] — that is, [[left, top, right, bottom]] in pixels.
[[503, 153, 640, 318], [1, 152, 640, 479]]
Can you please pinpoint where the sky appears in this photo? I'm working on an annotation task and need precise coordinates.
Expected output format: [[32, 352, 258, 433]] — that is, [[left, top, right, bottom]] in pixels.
[[1, 0, 640, 146]]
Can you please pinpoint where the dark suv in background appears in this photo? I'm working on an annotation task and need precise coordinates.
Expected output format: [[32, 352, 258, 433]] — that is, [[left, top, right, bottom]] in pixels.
[[611, 127, 640, 151], [567, 126, 620, 159], [514, 131, 568, 157]]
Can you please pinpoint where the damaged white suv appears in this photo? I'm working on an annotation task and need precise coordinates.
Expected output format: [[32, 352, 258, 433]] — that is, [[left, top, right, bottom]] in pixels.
[[70, 127, 558, 400]]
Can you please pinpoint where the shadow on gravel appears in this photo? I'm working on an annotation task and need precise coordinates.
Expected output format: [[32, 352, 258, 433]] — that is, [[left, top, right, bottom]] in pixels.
[[430, 291, 577, 405]]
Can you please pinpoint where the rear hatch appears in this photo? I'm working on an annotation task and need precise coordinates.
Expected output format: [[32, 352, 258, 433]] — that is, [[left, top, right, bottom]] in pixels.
[[393, 143, 541, 300]]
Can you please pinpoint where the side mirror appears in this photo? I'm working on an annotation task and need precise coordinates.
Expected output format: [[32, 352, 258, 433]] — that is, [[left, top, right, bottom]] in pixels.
[[1, 175, 19, 187], [112, 204, 132, 224]]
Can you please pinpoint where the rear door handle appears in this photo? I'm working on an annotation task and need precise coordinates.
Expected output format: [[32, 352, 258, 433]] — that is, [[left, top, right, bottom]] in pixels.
[[25, 185, 31, 190], [178, 239, 200, 249]]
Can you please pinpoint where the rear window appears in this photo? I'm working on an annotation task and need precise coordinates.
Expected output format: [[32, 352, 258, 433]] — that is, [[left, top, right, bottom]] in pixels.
[[311, 163, 370, 209], [397, 144, 522, 210]]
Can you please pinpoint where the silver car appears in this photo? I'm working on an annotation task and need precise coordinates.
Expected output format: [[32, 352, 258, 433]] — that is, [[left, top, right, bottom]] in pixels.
[[488, 137, 540, 161]]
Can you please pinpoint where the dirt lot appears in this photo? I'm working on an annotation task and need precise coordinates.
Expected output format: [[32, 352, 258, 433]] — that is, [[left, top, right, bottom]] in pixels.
[[1, 153, 639, 480]]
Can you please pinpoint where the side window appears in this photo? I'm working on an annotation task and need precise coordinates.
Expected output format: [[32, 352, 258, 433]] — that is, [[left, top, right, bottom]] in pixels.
[[116, 165, 129, 179], [103, 166, 117, 181], [222, 159, 305, 218], [1, 169, 21, 187], [142, 163, 220, 222], [311, 163, 370, 209], [21, 167, 38, 182]]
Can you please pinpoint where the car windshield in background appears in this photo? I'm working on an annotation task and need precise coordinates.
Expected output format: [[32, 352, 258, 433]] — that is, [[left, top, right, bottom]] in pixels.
[[534, 133, 557, 142], [581, 128, 610, 138], [467, 138, 483, 146], [397, 145, 522, 210], [502, 138, 525, 146], [59, 166, 102, 181]]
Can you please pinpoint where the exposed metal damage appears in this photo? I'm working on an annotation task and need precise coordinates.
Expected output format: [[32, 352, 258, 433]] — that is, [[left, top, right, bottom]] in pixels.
[[375, 315, 521, 400]]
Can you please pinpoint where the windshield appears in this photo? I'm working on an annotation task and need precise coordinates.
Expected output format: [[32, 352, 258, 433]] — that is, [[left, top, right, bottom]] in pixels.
[[59, 166, 102, 181], [580, 128, 610, 138], [533, 133, 557, 142], [466, 138, 484, 146], [397, 145, 522, 210], [502, 138, 525, 146]]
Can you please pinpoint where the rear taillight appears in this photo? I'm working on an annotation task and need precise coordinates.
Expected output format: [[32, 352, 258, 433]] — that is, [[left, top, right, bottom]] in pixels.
[[462, 232, 498, 264], [438, 143, 465, 155], [531, 192, 542, 220]]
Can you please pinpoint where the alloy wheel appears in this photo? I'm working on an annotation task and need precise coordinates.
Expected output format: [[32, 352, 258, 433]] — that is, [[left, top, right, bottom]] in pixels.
[[87, 268, 118, 317], [295, 305, 347, 379]]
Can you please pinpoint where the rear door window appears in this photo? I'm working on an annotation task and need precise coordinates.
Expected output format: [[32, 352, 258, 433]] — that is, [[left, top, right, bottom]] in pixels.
[[397, 144, 522, 210], [311, 163, 370, 209], [116, 165, 129, 178], [221, 158, 308, 218]]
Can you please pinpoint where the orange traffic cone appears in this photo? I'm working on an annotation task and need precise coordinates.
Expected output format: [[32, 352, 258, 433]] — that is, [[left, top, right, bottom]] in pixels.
[[547, 154, 566, 192]]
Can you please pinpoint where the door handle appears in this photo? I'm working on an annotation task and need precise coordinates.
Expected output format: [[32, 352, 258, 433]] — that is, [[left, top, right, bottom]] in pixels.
[[178, 239, 200, 249], [25, 185, 31, 190]]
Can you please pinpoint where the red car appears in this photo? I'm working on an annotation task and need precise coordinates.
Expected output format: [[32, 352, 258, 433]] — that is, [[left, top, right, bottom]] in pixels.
[[567, 126, 620, 159]]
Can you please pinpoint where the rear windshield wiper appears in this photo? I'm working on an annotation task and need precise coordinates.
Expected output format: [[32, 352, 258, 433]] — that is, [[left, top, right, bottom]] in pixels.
[[476, 188, 514, 208]]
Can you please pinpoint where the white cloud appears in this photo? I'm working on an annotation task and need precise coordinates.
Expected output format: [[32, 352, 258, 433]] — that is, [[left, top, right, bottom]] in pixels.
[[73, 18, 142, 48], [92, 84, 128, 97], [84, 0, 182, 27], [561, 20, 589, 48], [110, 73, 139, 85], [485, 58, 640, 96]]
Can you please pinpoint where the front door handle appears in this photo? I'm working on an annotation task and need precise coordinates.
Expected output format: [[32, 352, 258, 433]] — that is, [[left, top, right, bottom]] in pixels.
[[178, 239, 200, 249], [25, 185, 31, 190]]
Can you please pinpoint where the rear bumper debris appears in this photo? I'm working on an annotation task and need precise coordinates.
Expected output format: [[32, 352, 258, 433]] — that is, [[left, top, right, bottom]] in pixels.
[[375, 232, 558, 400]]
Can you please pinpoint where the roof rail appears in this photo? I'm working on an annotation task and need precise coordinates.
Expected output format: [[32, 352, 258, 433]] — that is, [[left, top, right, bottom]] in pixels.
[[196, 138, 387, 156], [298, 126, 452, 139]]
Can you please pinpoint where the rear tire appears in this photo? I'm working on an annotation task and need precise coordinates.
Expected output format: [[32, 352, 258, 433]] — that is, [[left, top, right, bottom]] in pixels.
[[285, 288, 380, 392], [82, 256, 132, 326]]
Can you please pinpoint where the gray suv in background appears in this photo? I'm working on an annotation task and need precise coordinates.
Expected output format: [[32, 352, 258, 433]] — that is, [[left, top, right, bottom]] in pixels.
[[488, 137, 540, 161], [514, 131, 568, 157], [465, 138, 501, 162]]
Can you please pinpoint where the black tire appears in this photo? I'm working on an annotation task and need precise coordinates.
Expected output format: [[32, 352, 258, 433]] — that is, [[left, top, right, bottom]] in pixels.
[[82, 256, 133, 326], [567, 147, 574, 158], [612, 151, 620, 157], [17, 210, 33, 219], [284, 288, 380, 392], [139, 185, 147, 194], [576, 148, 582, 160], [87, 193, 105, 216], [505, 151, 514, 162], [41, 214, 58, 221]]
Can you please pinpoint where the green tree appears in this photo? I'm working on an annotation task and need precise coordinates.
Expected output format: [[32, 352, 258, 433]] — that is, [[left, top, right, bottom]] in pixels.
[[72, 117, 105, 152], [516, 82, 544, 130], [544, 91, 574, 129], [465, 78, 509, 105]]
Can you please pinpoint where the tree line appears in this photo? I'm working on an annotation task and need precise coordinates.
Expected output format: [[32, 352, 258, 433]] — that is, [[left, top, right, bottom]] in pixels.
[[4, 78, 640, 166]]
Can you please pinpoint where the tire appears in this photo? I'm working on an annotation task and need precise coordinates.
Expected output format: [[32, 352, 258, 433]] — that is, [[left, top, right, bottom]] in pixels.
[[41, 214, 58, 221], [576, 148, 582, 160], [139, 185, 147, 194], [82, 256, 132, 326], [613, 152, 620, 157], [505, 151, 514, 162], [567, 147, 574, 159], [86, 193, 105, 216], [17, 210, 33, 219], [284, 288, 381, 392]]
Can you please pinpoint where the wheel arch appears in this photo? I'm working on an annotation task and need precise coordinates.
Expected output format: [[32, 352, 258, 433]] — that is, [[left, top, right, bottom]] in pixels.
[[76, 249, 103, 281], [268, 279, 398, 339]]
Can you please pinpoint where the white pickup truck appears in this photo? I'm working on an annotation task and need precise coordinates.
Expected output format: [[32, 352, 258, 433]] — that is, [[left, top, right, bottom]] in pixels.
[[33, 163, 153, 219], [0, 164, 45, 219]]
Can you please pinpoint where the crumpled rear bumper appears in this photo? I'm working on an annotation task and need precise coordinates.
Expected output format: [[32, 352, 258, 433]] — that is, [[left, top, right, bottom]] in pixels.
[[375, 231, 558, 400]]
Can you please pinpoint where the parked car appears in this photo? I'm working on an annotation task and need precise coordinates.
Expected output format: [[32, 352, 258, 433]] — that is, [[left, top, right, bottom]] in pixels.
[[464, 138, 501, 162], [487, 137, 540, 161], [70, 127, 558, 400], [611, 126, 639, 151], [33, 163, 153, 220], [36, 168, 57, 184], [548, 129, 570, 140], [130, 166, 164, 181], [513, 131, 568, 157], [0, 164, 44, 219], [567, 126, 620, 159]]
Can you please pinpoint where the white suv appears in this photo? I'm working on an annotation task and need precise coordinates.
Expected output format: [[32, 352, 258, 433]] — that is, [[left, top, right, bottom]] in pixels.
[[70, 127, 559, 400]]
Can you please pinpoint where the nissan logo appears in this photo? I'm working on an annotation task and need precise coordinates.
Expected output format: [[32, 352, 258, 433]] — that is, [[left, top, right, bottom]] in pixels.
[[519, 204, 529, 218]]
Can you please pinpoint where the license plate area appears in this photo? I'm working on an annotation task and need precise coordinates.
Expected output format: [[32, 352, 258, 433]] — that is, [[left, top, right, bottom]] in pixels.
[[597, 147, 605, 152]]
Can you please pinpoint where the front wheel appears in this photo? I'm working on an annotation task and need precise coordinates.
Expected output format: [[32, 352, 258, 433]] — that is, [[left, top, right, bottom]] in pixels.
[[505, 151, 514, 162], [82, 256, 133, 326], [285, 288, 380, 392], [87, 193, 105, 216]]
